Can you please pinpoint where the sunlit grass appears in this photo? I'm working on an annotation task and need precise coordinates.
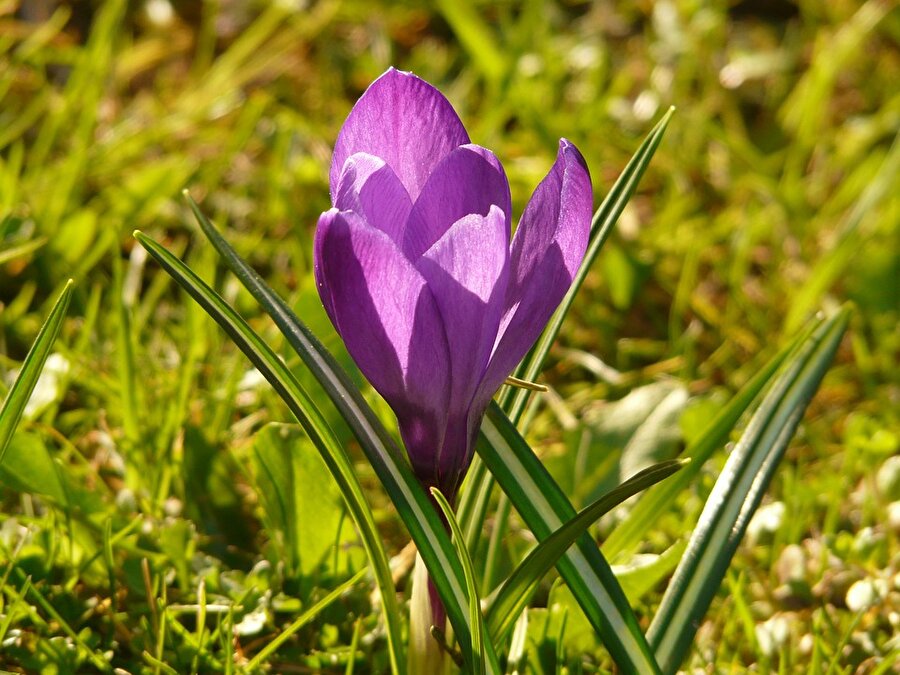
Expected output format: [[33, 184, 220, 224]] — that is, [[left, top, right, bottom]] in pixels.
[[0, 0, 897, 672]]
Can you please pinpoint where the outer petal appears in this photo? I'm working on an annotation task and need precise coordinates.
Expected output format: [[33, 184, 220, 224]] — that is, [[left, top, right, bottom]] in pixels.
[[403, 144, 512, 259], [333, 152, 412, 244], [330, 68, 469, 203], [477, 139, 592, 402], [315, 209, 452, 475]]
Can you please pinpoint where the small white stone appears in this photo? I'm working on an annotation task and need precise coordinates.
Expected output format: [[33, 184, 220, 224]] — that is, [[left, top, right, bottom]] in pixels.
[[845, 578, 887, 612], [234, 607, 268, 636], [2, 628, 21, 648], [853, 526, 881, 553], [776, 544, 807, 583], [163, 497, 183, 518], [755, 615, 790, 657], [632, 90, 660, 122], [144, 0, 174, 26], [239, 367, 267, 391], [567, 44, 599, 70], [853, 631, 877, 654], [115, 487, 137, 512], [887, 502, 900, 531], [747, 501, 785, 542], [876, 456, 900, 500], [517, 54, 543, 78], [798, 633, 814, 655]]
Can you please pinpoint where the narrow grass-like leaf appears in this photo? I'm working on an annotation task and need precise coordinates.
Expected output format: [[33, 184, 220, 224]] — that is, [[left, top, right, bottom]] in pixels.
[[458, 109, 676, 539], [245, 567, 367, 670], [601, 321, 818, 561], [480, 405, 661, 673], [11, 567, 110, 671], [134, 231, 407, 674], [616, 540, 687, 605], [0, 237, 46, 266], [784, 132, 899, 334], [648, 307, 850, 673], [112, 254, 140, 442], [486, 459, 686, 645], [455, 110, 675, 673], [504, 106, 676, 420], [0, 279, 73, 466], [431, 487, 490, 675], [145, 215, 500, 672], [434, 0, 507, 82]]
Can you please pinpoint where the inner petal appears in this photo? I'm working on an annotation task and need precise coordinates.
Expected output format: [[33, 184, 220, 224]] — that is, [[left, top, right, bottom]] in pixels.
[[334, 152, 412, 245], [402, 144, 511, 260], [415, 205, 509, 417]]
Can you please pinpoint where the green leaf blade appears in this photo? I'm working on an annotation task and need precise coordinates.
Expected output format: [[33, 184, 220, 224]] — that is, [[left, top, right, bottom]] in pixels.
[[0, 279, 73, 465], [601, 321, 818, 562], [486, 459, 685, 646], [480, 405, 662, 674], [431, 487, 492, 675], [146, 214, 504, 674], [647, 307, 851, 673], [134, 231, 407, 675]]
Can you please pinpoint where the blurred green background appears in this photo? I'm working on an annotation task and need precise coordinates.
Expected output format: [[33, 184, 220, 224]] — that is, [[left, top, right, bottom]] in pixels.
[[0, 0, 897, 672]]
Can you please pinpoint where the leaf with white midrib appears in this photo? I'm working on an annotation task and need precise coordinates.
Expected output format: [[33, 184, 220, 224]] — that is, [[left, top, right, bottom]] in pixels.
[[173, 202, 504, 673], [648, 308, 850, 673]]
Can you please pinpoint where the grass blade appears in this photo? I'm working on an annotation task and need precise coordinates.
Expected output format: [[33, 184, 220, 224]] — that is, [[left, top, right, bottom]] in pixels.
[[456, 110, 675, 672], [0, 237, 46, 266], [245, 567, 367, 670], [647, 307, 851, 673], [133, 232, 407, 674], [457, 107, 675, 610], [486, 459, 686, 646], [154, 206, 503, 672], [504, 106, 675, 419], [434, 0, 508, 83], [601, 321, 818, 561], [480, 404, 661, 673], [0, 279, 73, 465], [431, 487, 492, 675]]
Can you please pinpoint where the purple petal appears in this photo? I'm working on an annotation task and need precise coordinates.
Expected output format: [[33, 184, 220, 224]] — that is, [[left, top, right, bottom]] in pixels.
[[403, 144, 512, 259], [417, 205, 509, 417], [478, 139, 592, 401], [314, 209, 452, 473], [415, 206, 509, 497], [330, 68, 469, 203], [333, 152, 412, 245]]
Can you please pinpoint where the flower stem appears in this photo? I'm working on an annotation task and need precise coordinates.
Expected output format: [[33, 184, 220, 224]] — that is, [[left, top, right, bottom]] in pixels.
[[408, 552, 450, 675]]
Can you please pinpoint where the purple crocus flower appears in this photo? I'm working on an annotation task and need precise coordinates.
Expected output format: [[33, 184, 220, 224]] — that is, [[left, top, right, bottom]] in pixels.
[[315, 68, 592, 502]]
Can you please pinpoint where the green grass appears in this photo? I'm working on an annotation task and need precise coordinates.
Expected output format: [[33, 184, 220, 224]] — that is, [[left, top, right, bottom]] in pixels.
[[1, 0, 897, 672]]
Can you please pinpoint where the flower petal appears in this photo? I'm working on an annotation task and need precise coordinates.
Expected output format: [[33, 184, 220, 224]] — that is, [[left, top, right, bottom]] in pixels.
[[403, 144, 511, 260], [415, 205, 509, 496], [314, 209, 452, 474], [333, 152, 412, 245], [417, 205, 509, 413], [478, 139, 592, 400], [330, 68, 469, 203]]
